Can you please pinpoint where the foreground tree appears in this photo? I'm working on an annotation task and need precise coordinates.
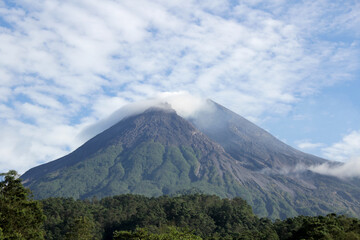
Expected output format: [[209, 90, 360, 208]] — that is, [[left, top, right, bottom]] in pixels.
[[0, 170, 45, 239]]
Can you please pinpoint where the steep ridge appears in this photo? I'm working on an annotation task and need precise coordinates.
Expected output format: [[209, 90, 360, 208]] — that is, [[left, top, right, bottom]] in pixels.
[[21, 101, 360, 219]]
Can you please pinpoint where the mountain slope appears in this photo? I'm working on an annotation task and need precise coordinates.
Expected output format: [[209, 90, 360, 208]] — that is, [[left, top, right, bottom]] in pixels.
[[22, 107, 247, 199], [21, 101, 360, 219], [190, 100, 327, 170]]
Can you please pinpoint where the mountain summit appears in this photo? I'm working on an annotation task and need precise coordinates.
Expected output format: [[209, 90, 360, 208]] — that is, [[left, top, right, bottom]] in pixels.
[[21, 100, 360, 219]]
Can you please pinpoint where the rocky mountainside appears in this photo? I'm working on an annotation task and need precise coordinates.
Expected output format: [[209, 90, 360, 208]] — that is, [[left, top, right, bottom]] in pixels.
[[190, 100, 327, 170], [21, 101, 360, 219]]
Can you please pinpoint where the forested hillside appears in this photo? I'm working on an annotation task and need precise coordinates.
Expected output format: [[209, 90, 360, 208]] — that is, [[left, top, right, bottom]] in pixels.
[[2, 170, 360, 240], [40, 195, 360, 240]]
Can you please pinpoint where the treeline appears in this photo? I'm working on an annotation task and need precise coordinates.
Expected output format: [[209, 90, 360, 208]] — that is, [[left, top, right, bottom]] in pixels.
[[41, 195, 360, 240], [2, 171, 360, 239], [42, 194, 272, 239]]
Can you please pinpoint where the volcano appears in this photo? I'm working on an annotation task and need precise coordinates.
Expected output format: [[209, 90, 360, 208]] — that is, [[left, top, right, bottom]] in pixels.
[[21, 100, 360, 219]]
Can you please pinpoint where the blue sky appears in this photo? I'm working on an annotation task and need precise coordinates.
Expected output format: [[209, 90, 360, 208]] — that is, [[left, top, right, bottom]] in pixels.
[[0, 0, 359, 174]]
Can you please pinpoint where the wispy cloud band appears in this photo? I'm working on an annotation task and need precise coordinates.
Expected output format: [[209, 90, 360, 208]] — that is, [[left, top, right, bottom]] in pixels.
[[0, 0, 359, 173]]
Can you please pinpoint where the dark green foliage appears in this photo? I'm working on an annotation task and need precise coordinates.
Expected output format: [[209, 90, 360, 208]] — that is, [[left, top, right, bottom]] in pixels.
[[113, 226, 202, 240], [0, 170, 45, 239], [41, 194, 279, 240], [40, 193, 360, 240], [41, 197, 103, 240], [65, 216, 96, 240], [274, 214, 360, 240], [3, 169, 360, 239]]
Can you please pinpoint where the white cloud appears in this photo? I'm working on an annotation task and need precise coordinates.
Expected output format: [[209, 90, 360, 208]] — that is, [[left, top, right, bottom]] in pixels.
[[306, 131, 360, 179], [0, 121, 83, 173], [297, 141, 325, 150], [78, 92, 214, 141], [310, 157, 360, 179], [322, 131, 360, 162], [0, 0, 359, 173], [91, 96, 129, 120]]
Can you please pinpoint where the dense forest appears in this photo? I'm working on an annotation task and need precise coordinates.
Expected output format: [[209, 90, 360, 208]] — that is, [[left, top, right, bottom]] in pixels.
[[2, 170, 360, 239]]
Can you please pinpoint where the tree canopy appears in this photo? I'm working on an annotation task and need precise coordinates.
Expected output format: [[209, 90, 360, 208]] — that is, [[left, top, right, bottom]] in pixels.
[[0, 170, 45, 239], [2, 169, 360, 240]]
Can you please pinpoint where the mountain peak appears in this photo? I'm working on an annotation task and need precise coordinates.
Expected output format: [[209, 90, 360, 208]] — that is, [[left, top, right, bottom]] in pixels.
[[143, 102, 174, 113], [21, 100, 360, 219]]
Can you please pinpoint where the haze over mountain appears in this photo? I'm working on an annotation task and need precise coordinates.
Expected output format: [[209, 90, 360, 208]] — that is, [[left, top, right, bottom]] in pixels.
[[21, 100, 360, 219]]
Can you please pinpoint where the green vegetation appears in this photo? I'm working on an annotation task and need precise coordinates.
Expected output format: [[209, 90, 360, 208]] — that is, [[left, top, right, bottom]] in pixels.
[[24, 140, 359, 220], [39, 194, 360, 240], [21, 108, 360, 220], [2, 171, 360, 239], [27, 141, 124, 199], [0, 170, 45, 239], [275, 214, 360, 240], [65, 216, 96, 240], [40, 194, 277, 239], [113, 226, 202, 240], [25, 141, 241, 200]]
